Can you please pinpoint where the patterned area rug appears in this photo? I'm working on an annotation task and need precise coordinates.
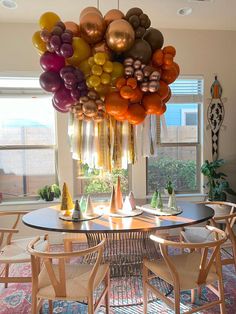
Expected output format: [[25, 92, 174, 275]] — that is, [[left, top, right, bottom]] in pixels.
[[0, 261, 236, 314]]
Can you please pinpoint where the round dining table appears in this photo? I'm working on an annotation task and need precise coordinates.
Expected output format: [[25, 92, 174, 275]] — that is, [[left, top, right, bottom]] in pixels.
[[23, 200, 214, 307]]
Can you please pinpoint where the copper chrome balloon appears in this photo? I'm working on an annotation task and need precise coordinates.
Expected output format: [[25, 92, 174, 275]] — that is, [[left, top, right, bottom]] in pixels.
[[104, 9, 125, 26], [80, 12, 106, 44], [106, 19, 135, 53]]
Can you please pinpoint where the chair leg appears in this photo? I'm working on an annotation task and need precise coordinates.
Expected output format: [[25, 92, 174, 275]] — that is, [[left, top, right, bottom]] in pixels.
[[48, 300, 53, 314], [88, 295, 94, 314], [4, 264, 9, 288], [229, 234, 236, 272], [174, 287, 181, 314], [105, 270, 110, 314], [218, 278, 226, 314], [142, 263, 148, 314], [31, 294, 37, 314]]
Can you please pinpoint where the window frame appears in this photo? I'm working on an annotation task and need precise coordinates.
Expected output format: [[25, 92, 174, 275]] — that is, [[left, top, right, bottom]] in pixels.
[[146, 76, 203, 195], [0, 77, 58, 201]]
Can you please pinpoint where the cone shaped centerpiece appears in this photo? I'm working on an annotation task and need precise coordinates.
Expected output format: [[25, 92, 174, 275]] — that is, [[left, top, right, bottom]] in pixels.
[[115, 176, 123, 210], [72, 200, 82, 222], [122, 196, 133, 212], [109, 186, 118, 214], [60, 182, 74, 216], [168, 190, 177, 210], [128, 191, 136, 210], [85, 195, 94, 216], [79, 195, 87, 213]]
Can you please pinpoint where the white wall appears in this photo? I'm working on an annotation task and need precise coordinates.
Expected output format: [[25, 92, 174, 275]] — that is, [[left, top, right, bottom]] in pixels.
[[1, 23, 236, 206]]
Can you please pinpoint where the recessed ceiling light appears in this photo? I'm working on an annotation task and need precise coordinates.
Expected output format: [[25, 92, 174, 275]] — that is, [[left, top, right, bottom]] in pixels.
[[177, 7, 193, 16], [0, 0, 17, 9]]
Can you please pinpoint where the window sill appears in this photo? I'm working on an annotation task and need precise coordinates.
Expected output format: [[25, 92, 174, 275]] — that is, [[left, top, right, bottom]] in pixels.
[[0, 199, 61, 206]]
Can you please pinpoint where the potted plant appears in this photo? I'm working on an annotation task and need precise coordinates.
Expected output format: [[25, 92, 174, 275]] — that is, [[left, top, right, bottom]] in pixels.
[[38, 184, 61, 201], [201, 159, 236, 201]]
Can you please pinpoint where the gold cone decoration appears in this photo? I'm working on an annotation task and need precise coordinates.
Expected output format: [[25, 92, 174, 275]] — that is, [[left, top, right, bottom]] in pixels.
[[85, 195, 94, 215], [115, 176, 123, 209], [109, 186, 118, 214], [60, 182, 74, 216]]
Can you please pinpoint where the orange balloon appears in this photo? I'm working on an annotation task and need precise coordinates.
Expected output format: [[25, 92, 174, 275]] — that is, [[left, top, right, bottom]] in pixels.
[[129, 87, 143, 103], [163, 88, 172, 103], [173, 62, 180, 76], [120, 85, 135, 99], [126, 78, 137, 89], [105, 92, 129, 116], [115, 77, 126, 89], [80, 12, 106, 44], [163, 45, 176, 57], [114, 112, 127, 122], [104, 9, 125, 26], [126, 104, 146, 125], [163, 53, 174, 66], [142, 93, 163, 114], [152, 49, 164, 67], [64, 21, 80, 36], [157, 103, 167, 115], [80, 7, 102, 19], [161, 67, 178, 85], [157, 80, 169, 100]]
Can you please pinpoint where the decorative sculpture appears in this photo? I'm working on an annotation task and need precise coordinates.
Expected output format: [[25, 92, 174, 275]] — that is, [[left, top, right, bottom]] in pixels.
[[207, 76, 225, 160]]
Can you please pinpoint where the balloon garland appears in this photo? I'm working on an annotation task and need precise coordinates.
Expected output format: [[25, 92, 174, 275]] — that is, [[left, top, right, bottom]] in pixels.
[[33, 7, 180, 171]]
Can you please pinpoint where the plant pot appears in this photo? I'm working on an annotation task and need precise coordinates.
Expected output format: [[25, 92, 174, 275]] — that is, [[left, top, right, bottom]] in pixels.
[[45, 192, 55, 201]]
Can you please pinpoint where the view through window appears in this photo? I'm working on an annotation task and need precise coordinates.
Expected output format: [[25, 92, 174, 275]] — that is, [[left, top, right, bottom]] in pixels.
[[147, 78, 203, 194], [0, 77, 56, 200]]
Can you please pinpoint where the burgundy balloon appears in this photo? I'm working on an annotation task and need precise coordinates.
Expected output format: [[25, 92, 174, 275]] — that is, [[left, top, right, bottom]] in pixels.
[[40, 52, 65, 72], [60, 65, 75, 78], [61, 32, 73, 44], [60, 43, 74, 58], [39, 71, 62, 92], [50, 35, 61, 51], [52, 98, 69, 113], [63, 71, 77, 85], [53, 85, 74, 110], [71, 88, 81, 101]]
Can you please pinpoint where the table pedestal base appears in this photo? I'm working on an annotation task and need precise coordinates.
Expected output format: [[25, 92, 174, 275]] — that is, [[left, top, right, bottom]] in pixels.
[[86, 231, 172, 307]]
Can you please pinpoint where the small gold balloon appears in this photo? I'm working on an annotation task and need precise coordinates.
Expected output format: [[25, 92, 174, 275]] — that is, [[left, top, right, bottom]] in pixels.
[[104, 9, 125, 26], [106, 19, 135, 53], [80, 12, 106, 44], [83, 99, 98, 117]]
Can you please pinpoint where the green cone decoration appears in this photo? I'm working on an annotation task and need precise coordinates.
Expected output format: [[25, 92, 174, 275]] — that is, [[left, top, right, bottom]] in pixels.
[[151, 190, 158, 208], [156, 191, 163, 210]]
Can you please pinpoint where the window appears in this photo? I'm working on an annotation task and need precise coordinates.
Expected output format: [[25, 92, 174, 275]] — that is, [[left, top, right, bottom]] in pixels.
[[0, 77, 56, 200], [147, 77, 203, 194]]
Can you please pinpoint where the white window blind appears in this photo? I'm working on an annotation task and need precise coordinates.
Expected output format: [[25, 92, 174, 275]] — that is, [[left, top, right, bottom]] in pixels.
[[169, 77, 203, 103]]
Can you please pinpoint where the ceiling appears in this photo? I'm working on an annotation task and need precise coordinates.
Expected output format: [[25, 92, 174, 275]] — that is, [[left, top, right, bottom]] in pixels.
[[0, 0, 236, 31]]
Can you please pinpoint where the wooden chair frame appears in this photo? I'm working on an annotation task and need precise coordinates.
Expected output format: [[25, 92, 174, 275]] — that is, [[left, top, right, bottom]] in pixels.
[[0, 211, 31, 287], [143, 226, 227, 314], [197, 201, 236, 271], [28, 236, 110, 314]]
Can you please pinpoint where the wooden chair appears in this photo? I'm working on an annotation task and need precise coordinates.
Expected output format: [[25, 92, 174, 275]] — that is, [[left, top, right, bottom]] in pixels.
[[0, 211, 46, 287], [143, 226, 227, 314], [28, 236, 110, 314], [181, 201, 236, 271]]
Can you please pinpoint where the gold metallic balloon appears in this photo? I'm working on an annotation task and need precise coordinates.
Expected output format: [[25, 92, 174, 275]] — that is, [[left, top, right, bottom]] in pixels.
[[80, 12, 106, 44], [104, 9, 125, 26], [106, 19, 135, 53], [79, 7, 102, 19]]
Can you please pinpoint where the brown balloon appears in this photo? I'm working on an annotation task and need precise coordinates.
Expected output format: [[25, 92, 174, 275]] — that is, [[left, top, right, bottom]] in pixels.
[[106, 19, 135, 53], [124, 39, 152, 64], [79, 7, 102, 19], [104, 9, 125, 26], [80, 12, 106, 44], [143, 28, 164, 52], [64, 21, 80, 36], [92, 41, 112, 58]]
